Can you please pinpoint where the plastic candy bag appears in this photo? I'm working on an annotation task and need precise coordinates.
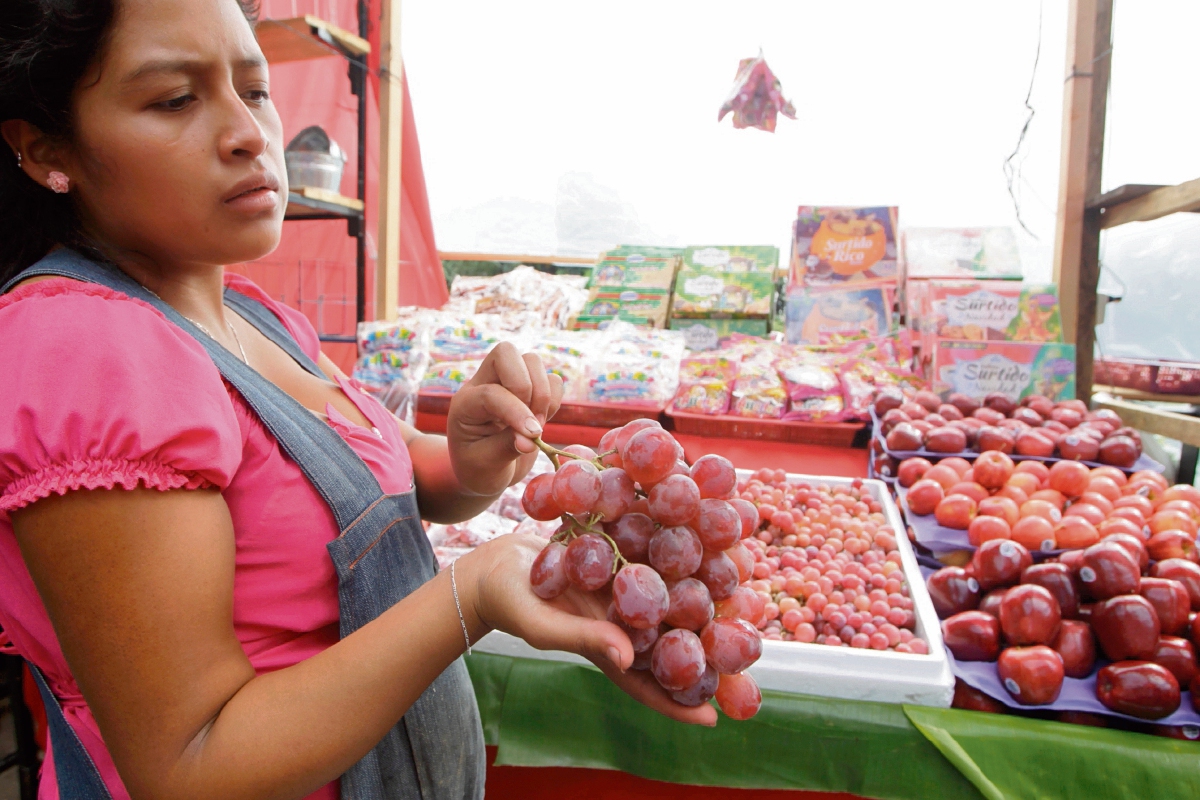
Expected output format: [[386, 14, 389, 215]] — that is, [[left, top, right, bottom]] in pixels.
[[718, 51, 796, 133]]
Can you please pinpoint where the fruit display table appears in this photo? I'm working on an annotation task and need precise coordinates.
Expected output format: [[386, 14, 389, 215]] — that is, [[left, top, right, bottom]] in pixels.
[[467, 652, 1200, 800]]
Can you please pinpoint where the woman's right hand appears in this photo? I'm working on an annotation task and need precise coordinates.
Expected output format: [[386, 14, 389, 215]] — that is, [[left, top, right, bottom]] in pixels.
[[459, 534, 719, 727]]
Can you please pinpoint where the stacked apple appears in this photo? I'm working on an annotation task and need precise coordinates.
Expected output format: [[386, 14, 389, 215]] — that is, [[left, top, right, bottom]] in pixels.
[[925, 465, 1200, 719], [875, 388, 1143, 468], [730, 470, 930, 653]]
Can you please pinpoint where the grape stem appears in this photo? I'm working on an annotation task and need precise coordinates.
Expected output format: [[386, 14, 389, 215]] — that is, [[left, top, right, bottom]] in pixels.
[[532, 437, 586, 465], [550, 512, 629, 570]]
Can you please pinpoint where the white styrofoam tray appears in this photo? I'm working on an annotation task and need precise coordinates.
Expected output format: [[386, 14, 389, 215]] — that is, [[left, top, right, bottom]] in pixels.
[[474, 471, 954, 708]]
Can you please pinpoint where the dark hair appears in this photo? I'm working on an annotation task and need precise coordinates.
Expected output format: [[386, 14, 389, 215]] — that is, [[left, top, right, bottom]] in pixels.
[[0, 0, 259, 287]]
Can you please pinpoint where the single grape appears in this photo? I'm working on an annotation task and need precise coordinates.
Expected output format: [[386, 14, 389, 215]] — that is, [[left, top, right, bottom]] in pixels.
[[562, 444, 597, 461], [728, 498, 760, 539], [670, 664, 718, 707], [606, 603, 660, 653], [593, 467, 635, 522], [648, 525, 703, 580], [564, 533, 615, 591], [651, 628, 707, 692], [700, 617, 763, 674], [647, 474, 701, 526], [715, 672, 762, 720], [641, 460, 692, 493], [529, 542, 570, 599], [693, 498, 741, 551], [612, 564, 670, 629], [604, 512, 655, 564], [614, 418, 662, 454], [622, 428, 679, 486], [714, 586, 765, 626], [522, 473, 562, 521], [552, 460, 601, 514], [664, 577, 714, 631], [632, 649, 653, 671], [725, 543, 754, 583], [598, 427, 624, 468], [694, 549, 740, 601], [691, 454, 737, 499]]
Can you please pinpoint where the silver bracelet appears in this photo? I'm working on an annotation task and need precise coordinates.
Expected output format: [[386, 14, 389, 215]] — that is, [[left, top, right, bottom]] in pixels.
[[450, 560, 472, 655]]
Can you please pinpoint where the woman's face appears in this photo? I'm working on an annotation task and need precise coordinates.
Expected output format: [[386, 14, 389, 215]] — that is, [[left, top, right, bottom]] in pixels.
[[67, 0, 286, 268]]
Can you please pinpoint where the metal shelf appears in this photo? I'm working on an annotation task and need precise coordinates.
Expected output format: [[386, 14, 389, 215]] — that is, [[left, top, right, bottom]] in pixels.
[[256, 16, 370, 64]]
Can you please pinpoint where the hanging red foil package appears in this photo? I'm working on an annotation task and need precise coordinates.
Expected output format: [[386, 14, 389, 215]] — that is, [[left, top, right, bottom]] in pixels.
[[717, 52, 796, 133]]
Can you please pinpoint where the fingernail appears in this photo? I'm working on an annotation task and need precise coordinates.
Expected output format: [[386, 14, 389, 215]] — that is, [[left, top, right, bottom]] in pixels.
[[606, 646, 623, 670], [536, 413, 546, 427], [514, 435, 535, 453], [524, 418, 543, 436]]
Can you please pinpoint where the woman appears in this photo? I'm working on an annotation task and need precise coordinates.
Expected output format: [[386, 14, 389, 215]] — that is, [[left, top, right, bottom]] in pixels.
[[0, 1, 715, 798]]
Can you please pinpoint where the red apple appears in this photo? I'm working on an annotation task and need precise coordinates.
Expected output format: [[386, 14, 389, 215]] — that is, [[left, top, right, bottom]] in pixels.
[[1023, 394, 1055, 417], [1022, 562, 1080, 619], [1103, 532, 1149, 571], [1152, 636, 1199, 687], [1011, 515, 1056, 552], [905, 479, 944, 516], [1057, 432, 1100, 463], [887, 422, 924, 452], [881, 408, 911, 433], [938, 403, 965, 421], [1092, 595, 1161, 661], [925, 426, 968, 454], [1150, 508, 1198, 537], [1020, 499, 1062, 524], [923, 465, 961, 492], [913, 390, 942, 412], [1147, 531, 1196, 562], [951, 679, 1006, 713], [1088, 477, 1124, 504], [900, 401, 929, 420], [897, 457, 933, 488], [925, 413, 948, 428], [968, 515, 1012, 547], [949, 393, 981, 416], [1029, 489, 1068, 510], [1140, 577, 1192, 635], [1064, 502, 1105, 527], [1048, 460, 1091, 498], [948, 481, 989, 504], [1054, 516, 1100, 550], [1099, 436, 1140, 468], [982, 392, 1017, 415], [1014, 460, 1051, 482], [926, 567, 982, 619], [1151, 559, 1200, 611], [1078, 541, 1141, 600], [973, 451, 1015, 490], [978, 496, 1020, 527], [1051, 620, 1096, 678], [1012, 407, 1044, 427], [972, 539, 1032, 592], [1098, 516, 1144, 541], [998, 646, 1064, 705], [942, 611, 1002, 661], [976, 427, 1017, 454], [1161, 484, 1200, 509], [873, 388, 905, 417], [999, 584, 1062, 646], [935, 494, 977, 530], [1080, 491, 1115, 514], [978, 589, 1009, 618], [1015, 430, 1057, 458], [1092, 465, 1129, 486], [1041, 419, 1070, 436], [1050, 407, 1083, 428], [1096, 661, 1180, 720]]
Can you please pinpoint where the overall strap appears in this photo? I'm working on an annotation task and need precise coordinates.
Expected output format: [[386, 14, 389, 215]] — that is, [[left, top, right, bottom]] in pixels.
[[222, 286, 326, 380], [4, 250, 383, 529], [26, 662, 114, 799]]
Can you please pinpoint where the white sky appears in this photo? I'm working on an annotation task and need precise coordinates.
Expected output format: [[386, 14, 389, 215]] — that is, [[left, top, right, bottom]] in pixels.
[[400, 1, 1200, 358]]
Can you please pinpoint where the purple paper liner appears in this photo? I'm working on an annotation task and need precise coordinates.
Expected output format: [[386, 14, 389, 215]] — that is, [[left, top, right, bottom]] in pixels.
[[895, 485, 1065, 559], [869, 408, 1165, 475]]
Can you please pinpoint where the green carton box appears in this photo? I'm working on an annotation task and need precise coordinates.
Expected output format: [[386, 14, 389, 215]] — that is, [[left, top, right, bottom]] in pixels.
[[572, 314, 653, 330], [580, 288, 670, 327], [671, 268, 774, 318], [681, 245, 780, 276], [669, 318, 769, 350], [590, 255, 678, 291]]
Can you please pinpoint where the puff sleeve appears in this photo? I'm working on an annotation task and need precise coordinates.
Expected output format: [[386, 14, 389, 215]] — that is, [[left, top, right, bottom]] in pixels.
[[0, 281, 243, 515]]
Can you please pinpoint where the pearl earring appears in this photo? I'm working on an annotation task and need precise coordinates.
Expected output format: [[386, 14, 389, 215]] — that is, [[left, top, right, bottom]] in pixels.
[[14, 151, 21, 168], [47, 171, 70, 194]]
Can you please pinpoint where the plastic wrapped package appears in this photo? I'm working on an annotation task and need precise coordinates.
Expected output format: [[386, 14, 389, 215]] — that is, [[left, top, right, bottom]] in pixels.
[[356, 307, 435, 355], [526, 329, 603, 403], [427, 317, 501, 363], [729, 361, 786, 419], [420, 360, 481, 396], [583, 322, 686, 408], [448, 266, 588, 331], [672, 355, 739, 415]]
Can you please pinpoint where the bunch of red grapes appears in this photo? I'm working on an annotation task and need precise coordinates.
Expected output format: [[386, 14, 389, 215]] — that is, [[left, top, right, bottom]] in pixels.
[[522, 418, 763, 720], [736, 470, 929, 653]]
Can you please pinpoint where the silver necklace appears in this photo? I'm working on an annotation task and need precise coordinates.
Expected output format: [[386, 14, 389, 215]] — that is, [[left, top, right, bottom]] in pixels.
[[139, 282, 249, 365]]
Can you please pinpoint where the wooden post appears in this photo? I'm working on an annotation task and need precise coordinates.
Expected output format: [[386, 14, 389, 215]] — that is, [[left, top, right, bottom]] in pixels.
[[375, 0, 403, 322], [1052, 0, 1112, 401]]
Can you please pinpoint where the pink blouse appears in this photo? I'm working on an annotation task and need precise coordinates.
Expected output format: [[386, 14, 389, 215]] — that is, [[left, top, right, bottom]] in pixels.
[[0, 273, 415, 800]]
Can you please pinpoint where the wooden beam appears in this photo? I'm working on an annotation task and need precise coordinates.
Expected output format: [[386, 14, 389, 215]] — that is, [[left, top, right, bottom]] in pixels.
[[1093, 397, 1200, 448], [1100, 176, 1200, 229], [1052, 0, 1112, 401], [256, 16, 370, 64], [375, 0, 403, 322], [437, 251, 597, 266], [1087, 183, 1164, 210]]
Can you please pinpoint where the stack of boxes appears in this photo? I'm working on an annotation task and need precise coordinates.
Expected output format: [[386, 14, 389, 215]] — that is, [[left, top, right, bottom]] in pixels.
[[668, 245, 779, 350], [901, 227, 1076, 401], [573, 246, 683, 330], [783, 206, 900, 346]]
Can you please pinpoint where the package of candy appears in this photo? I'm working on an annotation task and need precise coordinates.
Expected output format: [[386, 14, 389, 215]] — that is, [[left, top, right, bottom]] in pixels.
[[787, 394, 845, 421], [427, 317, 500, 363], [419, 360, 480, 396], [448, 266, 588, 331], [672, 355, 739, 415], [729, 361, 786, 419], [356, 307, 435, 355], [777, 354, 841, 400]]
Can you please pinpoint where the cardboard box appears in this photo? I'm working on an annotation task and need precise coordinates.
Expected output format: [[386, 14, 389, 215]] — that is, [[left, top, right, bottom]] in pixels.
[[784, 282, 895, 345], [681, 245, 780, 276], [580, 288, 670, 327], [901, 227, 1023, 280], [672, 269, 774, 318], [931, 340, 1076, 402], [571, 314, 652, 330], [669, 317, 769, 350], [924, 281, 1061, 342], [590, 254, 679, 291], [788, 206, 899, 288], [605, 245, 685, 258]]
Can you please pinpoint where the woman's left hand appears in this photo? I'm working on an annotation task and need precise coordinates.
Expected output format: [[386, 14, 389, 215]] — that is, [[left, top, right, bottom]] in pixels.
[[446, 343, 563, 497]]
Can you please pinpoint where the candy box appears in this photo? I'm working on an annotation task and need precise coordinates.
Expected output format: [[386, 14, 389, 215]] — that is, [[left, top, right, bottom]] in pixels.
[[681, 245, 779, 276], [668, 317, 769, 350], [672, 269, 774, 318], [604, 244, 685, 258], [571, 314, 651, 330], [590, 254, 678, 291], [925, 280, 1061, 342], [784, 283, 895, 345], [580, 288, 670, 327], [900, 227, 1023, 280], [788, 206, 899, 288], [932, 340, 1076, 402]]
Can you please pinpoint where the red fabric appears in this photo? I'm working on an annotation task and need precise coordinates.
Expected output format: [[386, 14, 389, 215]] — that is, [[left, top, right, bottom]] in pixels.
[[234, 1, 448, 375]]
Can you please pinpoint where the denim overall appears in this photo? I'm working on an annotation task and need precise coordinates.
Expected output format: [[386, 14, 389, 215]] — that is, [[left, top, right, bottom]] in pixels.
[[3, 249, 485, 799]]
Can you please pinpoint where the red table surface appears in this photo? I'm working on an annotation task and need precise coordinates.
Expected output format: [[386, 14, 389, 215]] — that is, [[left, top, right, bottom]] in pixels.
[[413, 413, 868, 479], [485, 747, 866, 800]]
